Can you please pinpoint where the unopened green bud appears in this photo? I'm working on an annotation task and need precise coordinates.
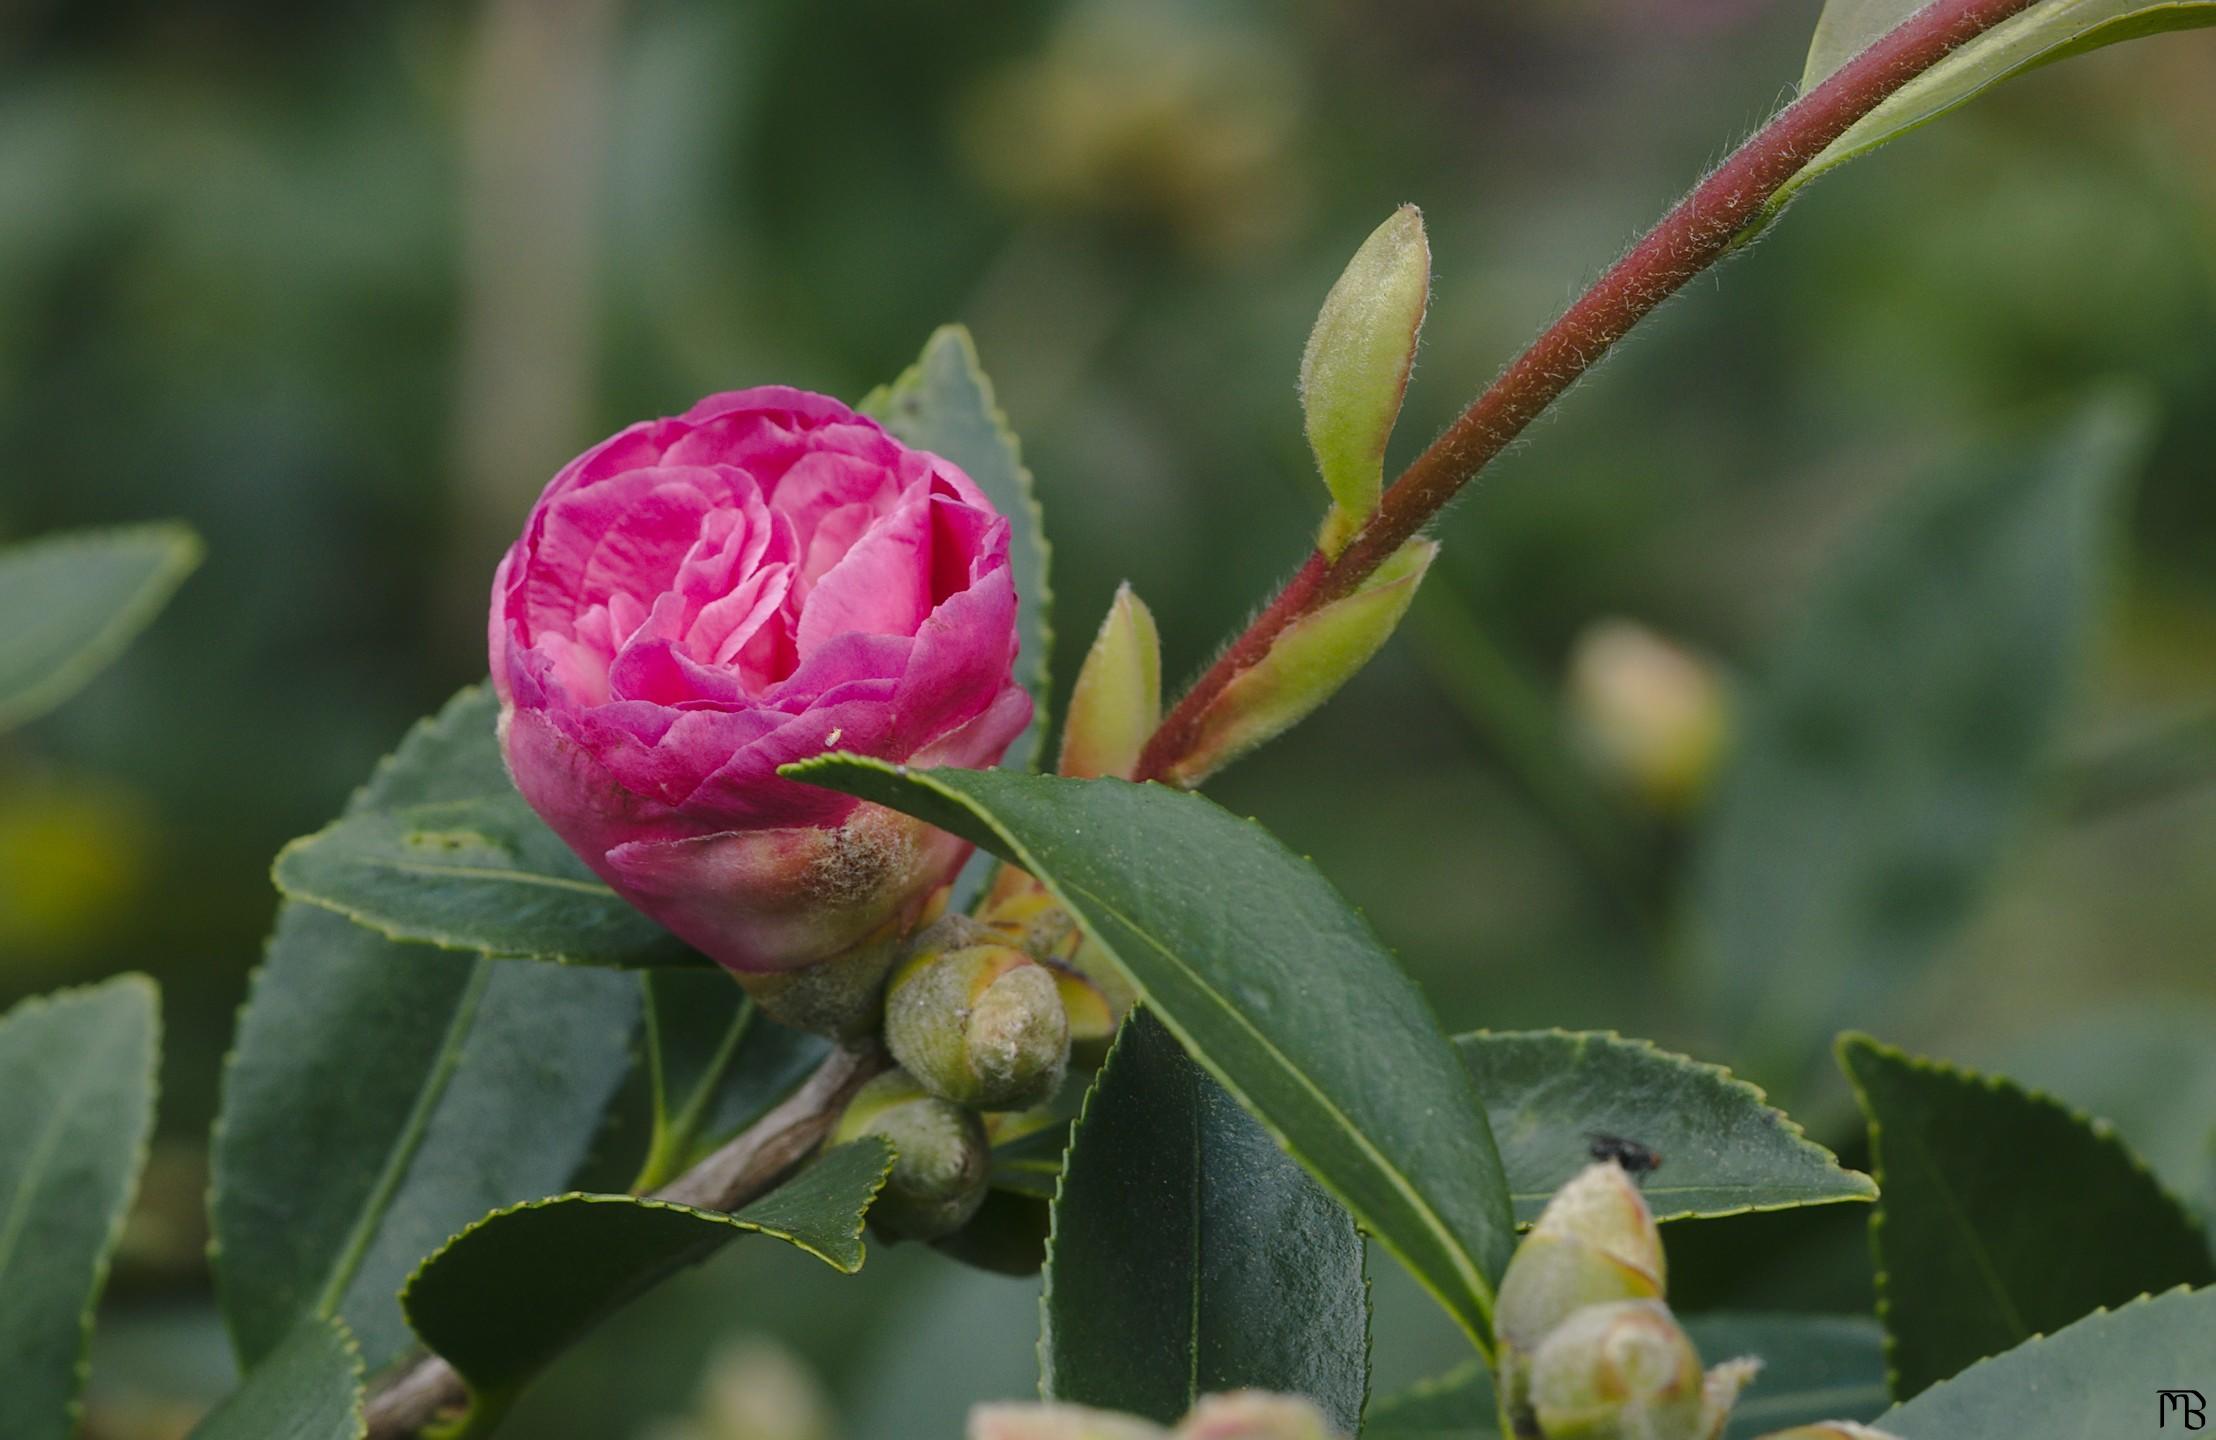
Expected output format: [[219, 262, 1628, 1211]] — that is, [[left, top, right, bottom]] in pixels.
[[1495, 1162, 1669, 1425], [1174, 1390, 1341, 1439], [976, 870, 1138, 1032], [832, 1070, 990, 1240], [968, 1403, 1167, 1440], [1302, 205, 1430, 558], [1164, 538, 1437, 788], [1751, 1427, 1903, 1440], [1566, 619, 1729, 816], [1527, 1300, 1704, 1440], [886, 925, 1071, 1111], [1060, 583, 1162, 781], [1497, 1162, 1668, 1350], [690, 1339, 836, 1440]]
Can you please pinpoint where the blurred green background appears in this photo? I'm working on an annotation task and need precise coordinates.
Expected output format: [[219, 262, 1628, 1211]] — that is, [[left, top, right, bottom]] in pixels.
[[3, 1, 2212, 1436]]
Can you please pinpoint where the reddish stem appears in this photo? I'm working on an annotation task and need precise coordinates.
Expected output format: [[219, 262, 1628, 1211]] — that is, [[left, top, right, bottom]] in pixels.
[[1136, 0, 2040, 782]]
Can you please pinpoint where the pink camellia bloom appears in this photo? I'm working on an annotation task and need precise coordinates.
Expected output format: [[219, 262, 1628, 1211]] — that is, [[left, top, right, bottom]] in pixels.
[[489, 386, 1031, 997]]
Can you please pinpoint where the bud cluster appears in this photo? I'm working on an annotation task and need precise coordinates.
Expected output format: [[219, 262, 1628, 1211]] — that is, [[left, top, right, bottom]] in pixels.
[[1495, 1164, 1895, 1440]]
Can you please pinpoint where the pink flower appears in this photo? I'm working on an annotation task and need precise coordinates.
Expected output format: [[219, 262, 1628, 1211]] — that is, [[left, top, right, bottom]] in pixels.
[[490, 386, 1031, 981]]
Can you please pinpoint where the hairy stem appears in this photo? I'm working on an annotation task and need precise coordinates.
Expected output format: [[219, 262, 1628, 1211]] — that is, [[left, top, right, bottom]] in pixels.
[[1135, 0, 2042, 782], [361, 1043, 886, 1439]]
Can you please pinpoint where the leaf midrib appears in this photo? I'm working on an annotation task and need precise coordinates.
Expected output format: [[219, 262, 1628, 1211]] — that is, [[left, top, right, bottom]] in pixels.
[[0, 1050, 102, 1281], [981, 822, 1495, 1340], [312, 961, 493, 1320]]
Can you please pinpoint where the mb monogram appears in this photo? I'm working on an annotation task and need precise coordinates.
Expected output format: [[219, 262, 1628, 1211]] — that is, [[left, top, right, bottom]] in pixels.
[[2162, 1390, 2208, 1430]]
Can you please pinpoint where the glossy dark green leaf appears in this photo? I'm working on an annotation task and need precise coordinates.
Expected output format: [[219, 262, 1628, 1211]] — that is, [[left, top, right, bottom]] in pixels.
[[786, 759, 1514, 1348], [1777, 1, 2216, 224], [213, 692, 643, 1372], [1840, 1035, 2215, 1399], [400, 1139, 892, 1414], [1690, 400, 2147, 1074], [188, 1315, 363, 1440], [272, 688, 697, 968], [1362, 1314, 1886, 1440], [0, 976, 159, 1440], [0, 523, 200, 732], [859, 324, 1052, 771], [633, 971, 829, 1190], [1879, 1286, 2216, 1438], [1457, 1030, 1874, 1225], [1040, 1011, 1367, 1429]]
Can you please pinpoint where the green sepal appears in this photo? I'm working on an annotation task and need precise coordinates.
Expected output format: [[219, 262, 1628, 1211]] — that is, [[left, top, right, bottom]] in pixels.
[[1058, 583, 1161, 781]]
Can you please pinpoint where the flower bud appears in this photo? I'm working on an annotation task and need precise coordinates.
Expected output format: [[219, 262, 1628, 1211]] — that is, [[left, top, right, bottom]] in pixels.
[[968, 1404, 1167, 1440], [489, 387, 1033, 1029], [1174, 1390, 1340, 1440], [832, 1070, 991, 1240], [688, 1339, 836, 1440], [1163, 538, 1436, 788], [977, 866, 1137, 1027], [1527, 1300, 1704, 1440], [885, 921, 1071, 1110], [1301, 207, 1430, 558], [1495, 1162, 1669, 1425], [1059, 583, 1161, 782], [1566, 619, 1728, 815]]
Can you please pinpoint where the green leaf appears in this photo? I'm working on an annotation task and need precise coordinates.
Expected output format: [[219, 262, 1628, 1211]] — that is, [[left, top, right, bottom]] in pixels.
[[785, 759, 1516, 1349], [1689, 398, 2148, 1075], [1879, 1286, 2216, 1438], [213, 692, 645, 1372], [272, 687, 698, 969], [860, 324, 1053, 771], [399, 1139, 892, 1415], [633, 971, 830, 1190], [1363, 1314, 1887, 1439], [1839, 1034, 2215, 1400], [0, 976, 160, 1440], [1456, 1030, 1875, 1225], [0, 523, 200, 733], [189, 1315, 364, 1440], [1774, 0, 2216, 225], [1040, 1011, 1367, 1429]]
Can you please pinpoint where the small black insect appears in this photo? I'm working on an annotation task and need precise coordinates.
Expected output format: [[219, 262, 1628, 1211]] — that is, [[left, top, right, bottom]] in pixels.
[[1586, 1131, 1664, 1176]]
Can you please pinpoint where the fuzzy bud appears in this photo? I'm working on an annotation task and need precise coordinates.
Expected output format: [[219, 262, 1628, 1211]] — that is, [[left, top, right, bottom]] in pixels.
[[885, 920, 1071, 1110], [1527, 1300, 1705, 1440], [968, 1404, 1167, 1440], [1566, 619, 1728, 815], [1302, 206, 1430, 558], [1174, 1390, 1341, 1439], [1060, 583, 1162, 781], [832, 1070, 990, 1240], [1495, 1162, 1669, 1425]]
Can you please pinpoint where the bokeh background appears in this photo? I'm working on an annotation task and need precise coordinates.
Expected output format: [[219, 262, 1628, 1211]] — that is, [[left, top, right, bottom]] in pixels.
[[3, 1, 2213, 1436]]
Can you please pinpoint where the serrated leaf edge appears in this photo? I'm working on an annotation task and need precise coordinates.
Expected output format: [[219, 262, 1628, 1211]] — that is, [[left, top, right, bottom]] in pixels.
[[859, 324, 1056, 767], [0, 521, 203, 732], [1876, 1282, 2211, 1430], [1838, 1032, 2215, 1401], [0, 974, 162, 1440], [1458, 1026, 1878, 1220]]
